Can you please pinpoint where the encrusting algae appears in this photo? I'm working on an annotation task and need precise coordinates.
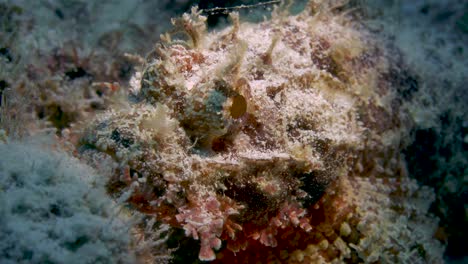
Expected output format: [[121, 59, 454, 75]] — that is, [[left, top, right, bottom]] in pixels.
[[79, 1, 444, 263]]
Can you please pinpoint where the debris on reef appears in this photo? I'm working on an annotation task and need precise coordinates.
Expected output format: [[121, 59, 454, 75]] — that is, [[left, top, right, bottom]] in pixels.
[[0, 0, 181, 137], [79, 2, 445, 263]]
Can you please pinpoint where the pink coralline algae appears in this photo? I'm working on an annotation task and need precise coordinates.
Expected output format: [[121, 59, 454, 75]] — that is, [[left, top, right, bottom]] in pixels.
[[80, 3, 444, 263]]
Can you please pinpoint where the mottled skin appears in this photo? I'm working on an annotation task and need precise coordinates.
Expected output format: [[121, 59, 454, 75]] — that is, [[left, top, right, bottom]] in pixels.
[[80, 3, 443, 263]]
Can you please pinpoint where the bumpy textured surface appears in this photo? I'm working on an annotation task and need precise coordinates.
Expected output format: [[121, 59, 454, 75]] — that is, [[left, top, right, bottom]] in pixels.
[[80, 4, 444, 263], [0, 139, 134, 264]]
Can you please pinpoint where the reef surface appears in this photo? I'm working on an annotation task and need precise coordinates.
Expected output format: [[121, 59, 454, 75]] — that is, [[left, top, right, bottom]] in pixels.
[[0, 0, 466, 263]]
